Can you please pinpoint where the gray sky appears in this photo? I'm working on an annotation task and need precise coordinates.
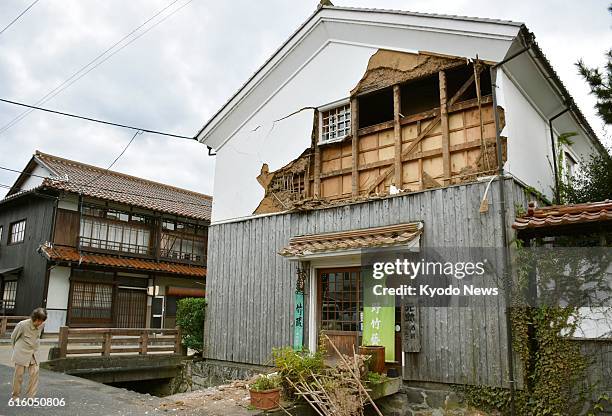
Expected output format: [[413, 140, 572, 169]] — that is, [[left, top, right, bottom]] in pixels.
[[0, 0, 610, 199]]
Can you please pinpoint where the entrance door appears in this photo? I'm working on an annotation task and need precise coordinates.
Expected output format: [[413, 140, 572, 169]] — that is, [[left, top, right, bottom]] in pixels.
[[318, 268, 362, 356], [115, 288, 147, 328]]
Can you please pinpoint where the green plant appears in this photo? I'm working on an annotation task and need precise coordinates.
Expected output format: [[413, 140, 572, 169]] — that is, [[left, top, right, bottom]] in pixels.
[[250, 374, 281, 392], [272, 346, 326, 396], [558, 150, 612, 204], [365, 371, 388, 385], [176, 297, 206, 354]]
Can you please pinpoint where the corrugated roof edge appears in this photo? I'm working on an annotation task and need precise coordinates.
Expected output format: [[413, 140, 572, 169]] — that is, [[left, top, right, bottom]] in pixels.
[[35, 151, 213, 201], [195, 5, 524, 145]]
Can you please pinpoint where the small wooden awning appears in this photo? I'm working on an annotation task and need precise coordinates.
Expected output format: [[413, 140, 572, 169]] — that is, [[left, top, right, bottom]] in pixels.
[[0, 266, 22, 277], [279, 222, 422, 258]]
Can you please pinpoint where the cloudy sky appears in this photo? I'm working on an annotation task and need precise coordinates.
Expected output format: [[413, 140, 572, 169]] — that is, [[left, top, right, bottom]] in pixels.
[[0, 0, 609, 199]]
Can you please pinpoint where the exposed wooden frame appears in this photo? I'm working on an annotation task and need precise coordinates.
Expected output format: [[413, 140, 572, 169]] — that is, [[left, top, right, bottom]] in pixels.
[[364, 71, 481, 194], [439, 70, 450, 185], [351, 97, 359, 197], [393, 85, 402, 187]]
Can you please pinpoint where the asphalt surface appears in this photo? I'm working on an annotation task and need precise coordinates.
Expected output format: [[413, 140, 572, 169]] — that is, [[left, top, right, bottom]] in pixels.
[[0, 364, 177, 416]]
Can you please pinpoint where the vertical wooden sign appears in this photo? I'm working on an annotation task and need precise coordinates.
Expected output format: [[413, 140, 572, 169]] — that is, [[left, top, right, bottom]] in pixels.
[[401, 299, 420, 352], [294, 292, 304, 351], [294, 265, 307, 351]]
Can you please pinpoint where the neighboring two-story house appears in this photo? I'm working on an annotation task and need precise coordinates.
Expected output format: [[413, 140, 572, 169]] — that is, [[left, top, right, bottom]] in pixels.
[[196, 5, 606, 389], [0, 151, 210, 332]]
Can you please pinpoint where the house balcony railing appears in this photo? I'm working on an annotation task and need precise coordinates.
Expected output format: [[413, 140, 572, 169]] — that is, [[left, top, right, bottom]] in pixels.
[[79, 236, 153, 256]]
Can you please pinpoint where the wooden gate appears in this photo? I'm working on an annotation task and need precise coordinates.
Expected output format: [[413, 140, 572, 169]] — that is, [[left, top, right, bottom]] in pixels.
[[115, 289, 147, 328]]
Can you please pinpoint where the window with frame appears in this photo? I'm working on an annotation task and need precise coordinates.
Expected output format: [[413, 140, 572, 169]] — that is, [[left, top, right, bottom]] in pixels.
[[320, 103, 351, 143], [319, 269, 362, 332], [80, 205, 151, 255], [9, 220, 26, 244], [160, 220, 207, 263], [564, 151, 577, 182], [2, 280, 17, 310], [70, 281, 113, 322], [0, 225, 3, 244]]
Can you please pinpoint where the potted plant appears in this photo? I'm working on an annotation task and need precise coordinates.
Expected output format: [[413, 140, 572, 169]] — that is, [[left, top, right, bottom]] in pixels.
[[249, 374, 281, 410]]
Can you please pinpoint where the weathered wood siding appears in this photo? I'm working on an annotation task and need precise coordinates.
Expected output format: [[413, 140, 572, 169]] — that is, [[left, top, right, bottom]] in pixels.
[[575, 339, 612, 396], [204, 178, 528, 387], [0, 194, 56, 315]]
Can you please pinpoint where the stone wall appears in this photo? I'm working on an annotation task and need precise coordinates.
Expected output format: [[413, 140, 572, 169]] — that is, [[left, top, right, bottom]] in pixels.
[[172, 358, 271, 392]]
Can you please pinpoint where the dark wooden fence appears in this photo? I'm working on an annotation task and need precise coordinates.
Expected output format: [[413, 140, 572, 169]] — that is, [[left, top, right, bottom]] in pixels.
[[57, 326, 184, 358], [0, 316, 29, 337]]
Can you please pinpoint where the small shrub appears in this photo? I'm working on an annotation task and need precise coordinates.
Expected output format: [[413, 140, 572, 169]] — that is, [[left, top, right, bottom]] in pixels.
[[272, 346, 325, 396], [176, 297, 206, 354], [250, 374, 281, 392]]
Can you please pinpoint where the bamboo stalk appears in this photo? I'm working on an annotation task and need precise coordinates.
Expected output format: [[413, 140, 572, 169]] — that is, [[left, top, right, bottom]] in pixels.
[[323, 334, 383, 416]]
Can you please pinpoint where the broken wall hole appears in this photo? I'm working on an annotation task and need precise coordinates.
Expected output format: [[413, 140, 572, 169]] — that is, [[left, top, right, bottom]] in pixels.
[[254, 49, 506, 215]]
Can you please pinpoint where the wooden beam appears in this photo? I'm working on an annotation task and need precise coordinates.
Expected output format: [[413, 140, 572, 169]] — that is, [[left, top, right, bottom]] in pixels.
[[313, 113, 321, 198], [393, 85, 402, 188], [364, 73, 478, 195], [439, 70, 450, 185], [351, 97, 359, 197]]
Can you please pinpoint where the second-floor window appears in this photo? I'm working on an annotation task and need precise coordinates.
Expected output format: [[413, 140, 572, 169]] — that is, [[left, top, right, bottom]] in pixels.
[[320, 103, 351, 143], [80, 206, 151, 255], [9, 220, 26, 244], [160, 220, 206, 262], [563, 151, 577, 182]]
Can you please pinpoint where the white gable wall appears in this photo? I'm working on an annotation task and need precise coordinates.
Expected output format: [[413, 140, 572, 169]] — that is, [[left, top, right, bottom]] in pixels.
[[206, 9, 601, 222], [212, 41, 377, 221], [20, 164, 51, 192]]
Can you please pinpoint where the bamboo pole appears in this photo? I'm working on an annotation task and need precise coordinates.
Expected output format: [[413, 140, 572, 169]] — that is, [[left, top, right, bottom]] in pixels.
[[323, 334, 383, 416]]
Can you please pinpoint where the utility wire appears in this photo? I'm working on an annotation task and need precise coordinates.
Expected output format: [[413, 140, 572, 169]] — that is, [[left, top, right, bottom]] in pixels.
[[0, 0, 41, 36], [0, 0, 194, 135], [0, 98, 194, 140], [82, 129, 142, 188], [0, 164, 210, 208]]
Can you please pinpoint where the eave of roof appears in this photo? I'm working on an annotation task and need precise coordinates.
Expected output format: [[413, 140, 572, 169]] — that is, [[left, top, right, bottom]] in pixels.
[[513, 200, 612, 232], [40, 244, 206, 278], [279, 222, 422, 257], [516, 27, 606, 154]]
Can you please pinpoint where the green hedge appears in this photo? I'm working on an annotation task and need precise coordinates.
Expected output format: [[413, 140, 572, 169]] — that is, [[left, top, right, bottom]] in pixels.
[[176, 297, 206, 354]]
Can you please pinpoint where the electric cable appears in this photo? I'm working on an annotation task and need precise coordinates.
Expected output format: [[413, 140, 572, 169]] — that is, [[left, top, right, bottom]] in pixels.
[[0, 0, 195, 135], [0, 0, 41, 36], [0, 98, 194, 140]]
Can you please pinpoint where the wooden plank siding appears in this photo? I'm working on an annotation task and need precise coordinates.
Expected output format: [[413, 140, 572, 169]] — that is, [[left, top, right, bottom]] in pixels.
[[204, 178, 529, 388], [0, 195, 56, 316]]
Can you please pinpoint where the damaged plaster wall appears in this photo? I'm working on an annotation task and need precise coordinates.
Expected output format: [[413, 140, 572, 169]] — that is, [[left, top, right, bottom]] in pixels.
[[254, 49, 507, 215], [211, 42, 376, 222], [351, 49, 465, 96]]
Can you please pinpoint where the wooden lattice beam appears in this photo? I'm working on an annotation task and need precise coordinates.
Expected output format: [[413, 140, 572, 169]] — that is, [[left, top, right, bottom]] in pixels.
[[365, 69, 482, 195]]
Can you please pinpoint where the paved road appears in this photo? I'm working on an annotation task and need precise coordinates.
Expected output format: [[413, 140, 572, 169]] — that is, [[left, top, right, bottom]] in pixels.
[[0, 364, 177, 416]]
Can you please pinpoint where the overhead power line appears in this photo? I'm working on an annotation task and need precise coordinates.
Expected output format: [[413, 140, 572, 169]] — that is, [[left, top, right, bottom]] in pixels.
[[0, 0, 41, 36], [0, 0, 196, 135], [0, 98, 194, 140]]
